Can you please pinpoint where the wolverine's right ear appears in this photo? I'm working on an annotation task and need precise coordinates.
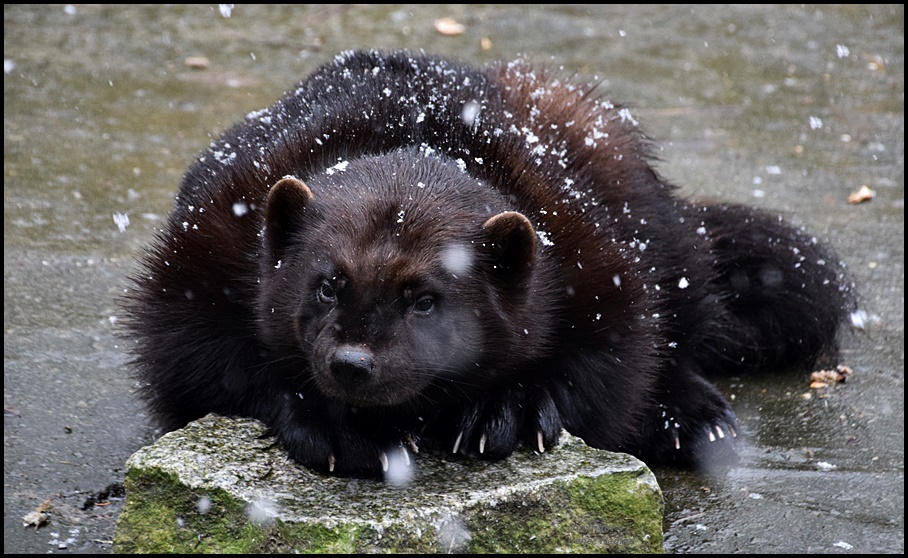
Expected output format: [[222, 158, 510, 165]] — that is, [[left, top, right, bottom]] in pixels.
[[264, 176, 314, 264]]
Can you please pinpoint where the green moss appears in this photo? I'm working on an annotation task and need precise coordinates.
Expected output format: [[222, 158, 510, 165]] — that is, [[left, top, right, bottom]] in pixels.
[[114, 466, 270, 553], [460, 476, 662, 554], [265, 522, 365, 553], [115, 465, 381, 553], [565, 471, 665, 553]]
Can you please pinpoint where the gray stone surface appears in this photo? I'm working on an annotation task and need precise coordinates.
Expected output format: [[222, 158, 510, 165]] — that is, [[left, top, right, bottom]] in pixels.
[[114, 414, 664, 553]]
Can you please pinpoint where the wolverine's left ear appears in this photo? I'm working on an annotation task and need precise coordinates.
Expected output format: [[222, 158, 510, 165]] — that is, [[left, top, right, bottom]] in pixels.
[[481, 211, 537, 292], [264, 176, 314, 264]]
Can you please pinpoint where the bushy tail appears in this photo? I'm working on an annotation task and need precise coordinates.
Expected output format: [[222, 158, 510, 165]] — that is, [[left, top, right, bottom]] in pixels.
[[692, 203, 856, 372]]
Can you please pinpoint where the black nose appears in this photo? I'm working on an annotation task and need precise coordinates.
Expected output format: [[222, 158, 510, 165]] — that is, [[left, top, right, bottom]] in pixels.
[[330, 346, 375, 388]]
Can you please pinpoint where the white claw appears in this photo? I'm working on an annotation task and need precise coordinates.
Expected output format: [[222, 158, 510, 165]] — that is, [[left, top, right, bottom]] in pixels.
[[379, 451, 388, 472], [728, 425, 738, 438], [537, 431, 545, 453], [479, 433, 487, 454], [715, 425, 725, 439], [406, 434, 420, 454], [400, 446, 410, 466], [452, 431, 463, 455], [673, 436, 681, 450], [328, 452, 336, 473], [707, 429, 716, 442]]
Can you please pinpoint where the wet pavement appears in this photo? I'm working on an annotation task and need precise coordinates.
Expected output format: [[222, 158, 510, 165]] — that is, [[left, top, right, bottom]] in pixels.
[[4, 4, 903, 553]]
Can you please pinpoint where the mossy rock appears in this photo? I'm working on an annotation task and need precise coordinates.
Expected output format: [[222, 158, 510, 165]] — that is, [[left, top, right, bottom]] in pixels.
[[114, 414, 663, 553]]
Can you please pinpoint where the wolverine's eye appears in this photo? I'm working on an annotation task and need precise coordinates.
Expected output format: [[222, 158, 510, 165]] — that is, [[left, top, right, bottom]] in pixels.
[[413, 294, 435, 314], [317, 280, 336, 304]]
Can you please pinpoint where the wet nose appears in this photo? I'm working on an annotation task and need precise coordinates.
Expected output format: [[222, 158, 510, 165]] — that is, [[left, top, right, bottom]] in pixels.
[[330, 346, 375, 388]]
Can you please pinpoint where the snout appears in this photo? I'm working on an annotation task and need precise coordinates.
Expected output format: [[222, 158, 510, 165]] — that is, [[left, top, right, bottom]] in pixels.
[[314, 343, 426, 407], [330, 345, 375, 389]]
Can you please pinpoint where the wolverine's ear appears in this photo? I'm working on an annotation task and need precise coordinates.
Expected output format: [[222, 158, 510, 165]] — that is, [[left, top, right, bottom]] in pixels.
[[264, 176, 314, 264], [481, 211, 537, 292]]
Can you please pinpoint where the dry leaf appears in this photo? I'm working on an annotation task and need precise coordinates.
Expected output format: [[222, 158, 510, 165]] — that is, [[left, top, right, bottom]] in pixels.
[[810, 364, 851, 389], [847, 185, 875, 204], [184, 56, 210, 70], [22, 499, 52, 529]]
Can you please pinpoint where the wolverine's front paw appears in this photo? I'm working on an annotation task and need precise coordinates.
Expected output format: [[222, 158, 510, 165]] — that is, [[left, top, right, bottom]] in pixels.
[[444, 387, 564, 459], [273, 410, 419, 478]]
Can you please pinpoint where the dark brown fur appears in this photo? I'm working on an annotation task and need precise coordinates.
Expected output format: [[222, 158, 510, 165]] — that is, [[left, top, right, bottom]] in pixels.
[[123, 50, 854, 476]]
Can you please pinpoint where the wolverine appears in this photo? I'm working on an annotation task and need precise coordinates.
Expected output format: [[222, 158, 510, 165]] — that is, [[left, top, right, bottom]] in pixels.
[[124, 50, 854, 477]]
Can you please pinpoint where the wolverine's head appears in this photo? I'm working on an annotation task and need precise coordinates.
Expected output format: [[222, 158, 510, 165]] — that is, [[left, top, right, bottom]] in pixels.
[[258, 149, 539, 407]]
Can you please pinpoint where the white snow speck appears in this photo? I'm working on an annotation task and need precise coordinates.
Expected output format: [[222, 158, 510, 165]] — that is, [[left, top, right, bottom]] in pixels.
[[212, 149, 236, 165], [113, 212, 130, 233], [536, 230, 554, 246], [752, 189, 766, 198], [849, 310, 868, 329], [246, 108, 272, 123], [326, 160, 350, 175], [218, 4, 234, 18], [816, 461, 837, 471], [245, 498, 278, 526], [461, 100, 482, 126], [618, 108, 638, 126], [835, 44, 850, 58], [523, 128, 539, 145], [678, 277, 690, 289], [766, 165, 782, 175], [612, 274, 621, 287], [833, 541, 854, 550], [809, 116, 823, 130], [232, 202, 249, 217], [440, 244, 474, 276], [383, 449, 413, 486]]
